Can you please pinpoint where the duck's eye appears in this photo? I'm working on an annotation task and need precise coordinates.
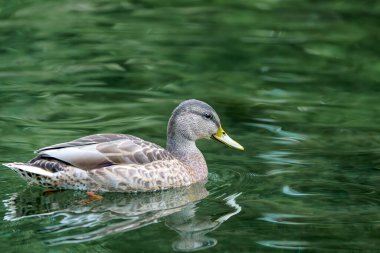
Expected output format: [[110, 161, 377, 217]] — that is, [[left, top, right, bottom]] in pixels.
[[203, 113, 213, 119]]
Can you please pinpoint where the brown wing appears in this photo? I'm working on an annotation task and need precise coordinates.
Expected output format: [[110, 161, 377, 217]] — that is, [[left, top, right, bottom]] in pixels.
[[36, 134, 175, 170]]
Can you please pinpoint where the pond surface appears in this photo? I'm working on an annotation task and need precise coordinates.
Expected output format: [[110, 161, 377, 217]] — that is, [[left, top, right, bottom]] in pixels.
[[1, 0, 380, 252]]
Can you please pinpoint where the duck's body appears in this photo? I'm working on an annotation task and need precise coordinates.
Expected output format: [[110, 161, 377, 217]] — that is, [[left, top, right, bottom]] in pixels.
[[3, 99, 243, 192], [7, 134, 197, 192]]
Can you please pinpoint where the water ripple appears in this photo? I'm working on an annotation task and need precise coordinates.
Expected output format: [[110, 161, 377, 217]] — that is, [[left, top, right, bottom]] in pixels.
[[282, 185, 321, 197], [257, 240, 309, 250], [258, 213, 310, 225], [258, 151, 305, 165], [249, 123, 307, 143], [250, 169, 296, 177]]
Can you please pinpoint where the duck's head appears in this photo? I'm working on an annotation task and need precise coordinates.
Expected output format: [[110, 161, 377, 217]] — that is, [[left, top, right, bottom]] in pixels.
[[167, 99, 244, 150]]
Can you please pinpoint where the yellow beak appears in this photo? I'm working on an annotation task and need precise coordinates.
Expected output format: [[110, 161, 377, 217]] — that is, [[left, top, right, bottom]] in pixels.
[[212, 126, 244, 151]]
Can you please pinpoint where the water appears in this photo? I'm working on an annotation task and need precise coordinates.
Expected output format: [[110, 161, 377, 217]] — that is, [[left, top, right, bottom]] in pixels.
[[1, 0, 380, 252]]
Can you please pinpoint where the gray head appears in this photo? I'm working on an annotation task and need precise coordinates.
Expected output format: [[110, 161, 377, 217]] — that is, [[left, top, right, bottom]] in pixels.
[[167, 99, 244, 150]]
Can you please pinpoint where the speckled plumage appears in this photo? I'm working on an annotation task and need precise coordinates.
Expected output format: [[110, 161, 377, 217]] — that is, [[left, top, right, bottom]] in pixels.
[[3, 99, 243, 192]]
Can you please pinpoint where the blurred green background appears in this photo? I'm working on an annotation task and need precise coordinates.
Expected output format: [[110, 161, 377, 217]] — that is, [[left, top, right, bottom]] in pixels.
[[1, 0, 380, 252]]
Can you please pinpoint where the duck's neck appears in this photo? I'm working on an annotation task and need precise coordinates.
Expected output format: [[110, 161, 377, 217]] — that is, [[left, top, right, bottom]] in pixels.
[[166, 135, 208, 182]]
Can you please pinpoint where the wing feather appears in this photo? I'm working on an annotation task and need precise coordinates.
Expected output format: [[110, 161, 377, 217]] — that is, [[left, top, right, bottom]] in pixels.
[[36, 134, 175, 170], [36, 134, 137, 152]]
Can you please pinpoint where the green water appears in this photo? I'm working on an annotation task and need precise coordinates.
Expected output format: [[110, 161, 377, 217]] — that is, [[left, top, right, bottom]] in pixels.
[[1, 0, 380, 252]]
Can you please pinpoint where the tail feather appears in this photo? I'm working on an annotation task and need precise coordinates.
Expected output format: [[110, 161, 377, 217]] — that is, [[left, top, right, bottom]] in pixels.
[[3, 163, 54, 178], [3, 162, 91, 190]]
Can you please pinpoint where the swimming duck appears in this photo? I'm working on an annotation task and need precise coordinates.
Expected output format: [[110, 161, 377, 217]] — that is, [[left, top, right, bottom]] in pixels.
[[3, 99, 244, 192]]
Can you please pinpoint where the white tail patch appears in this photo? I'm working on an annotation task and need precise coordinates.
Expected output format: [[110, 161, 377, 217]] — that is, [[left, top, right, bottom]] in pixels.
[[2, 163, 54, 177]]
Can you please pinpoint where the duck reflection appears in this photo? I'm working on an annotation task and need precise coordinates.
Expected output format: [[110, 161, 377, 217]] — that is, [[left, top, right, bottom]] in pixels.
[[3, 183, 241, 251]]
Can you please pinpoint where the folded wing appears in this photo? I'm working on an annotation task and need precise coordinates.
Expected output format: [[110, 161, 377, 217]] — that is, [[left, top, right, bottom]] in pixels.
[[36, 134, 175, 170]]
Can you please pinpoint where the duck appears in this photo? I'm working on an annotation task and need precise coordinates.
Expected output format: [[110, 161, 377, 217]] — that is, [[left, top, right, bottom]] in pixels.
[[3, 99, 244, 192]]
